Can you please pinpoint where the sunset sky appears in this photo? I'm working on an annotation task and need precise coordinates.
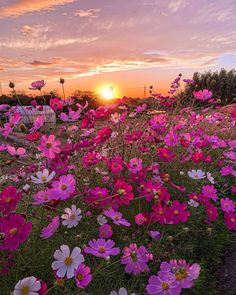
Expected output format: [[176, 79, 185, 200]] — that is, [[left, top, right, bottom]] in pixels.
[[0, 0, 236, 98]]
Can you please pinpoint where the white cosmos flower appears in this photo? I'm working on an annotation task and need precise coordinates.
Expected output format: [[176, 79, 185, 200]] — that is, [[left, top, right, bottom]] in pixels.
[[31, 169, 55, 184], [110, 287, 136, 295], [111, 113, 121, 124], [14, 276, 41, 295], [188, 199, 199, 207], [188, 169, 206, 180], [207, 172, 215, 184], [52, 245, 84, 279], [97, 215, 107, 225], [61, 205, 82, 228]]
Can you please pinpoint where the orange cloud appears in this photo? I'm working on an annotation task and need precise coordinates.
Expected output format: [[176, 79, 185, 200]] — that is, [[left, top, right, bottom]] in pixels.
[[0, 0, 77, 18]]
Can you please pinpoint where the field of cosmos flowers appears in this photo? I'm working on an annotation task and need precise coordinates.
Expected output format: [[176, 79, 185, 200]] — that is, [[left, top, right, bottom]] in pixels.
[[0, 76, 236, 295]]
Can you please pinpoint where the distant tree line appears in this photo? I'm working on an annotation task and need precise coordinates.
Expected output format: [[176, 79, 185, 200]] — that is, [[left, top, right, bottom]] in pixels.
[[178, 68, 236, 107]]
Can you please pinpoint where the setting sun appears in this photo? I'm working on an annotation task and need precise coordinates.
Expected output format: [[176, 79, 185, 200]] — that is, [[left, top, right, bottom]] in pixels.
[[101, 86, 114, 100]]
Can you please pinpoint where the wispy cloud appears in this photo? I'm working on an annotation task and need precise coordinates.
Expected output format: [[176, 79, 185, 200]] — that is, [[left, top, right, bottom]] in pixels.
[[191, 3, 233, 23], [20, 24, 51, 38], [0, 0, 77, 18], [74, 9, 101, 18], [168, 0, 189, 14], [0, 37, 98, 50]]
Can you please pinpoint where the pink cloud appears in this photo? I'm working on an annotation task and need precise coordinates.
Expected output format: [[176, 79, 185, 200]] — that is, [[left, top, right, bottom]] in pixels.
[[0, 0, 77, 18]]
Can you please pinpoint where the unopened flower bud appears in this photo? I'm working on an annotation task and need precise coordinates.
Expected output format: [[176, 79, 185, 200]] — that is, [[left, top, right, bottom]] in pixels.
[[9, 81, 15, 89], [207, 227, 213, 234], [183, 227, 189, 233], [167, 235, 174, 242], [60, 78, 65, 84]]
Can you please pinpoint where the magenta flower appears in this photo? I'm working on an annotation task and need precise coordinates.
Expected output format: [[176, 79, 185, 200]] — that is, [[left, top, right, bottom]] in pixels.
[[38, 134, 61, 159], [49, 174, 76, 200], [148, 231, 161, 240], [0, 214, 32, 251], [135, 213, 146, 225], [99, 224, 113, 239], [159, 259, 201, 289], [108, 156, 124, 174], [29, 80, 46, 90], [221, 198, 235, 213], [84, 239, 120, 258], [32, 189, 52, 205], [74, 263, 92, 288], [0, 185, 22, 214], [121, 243, 151, 275], [224, 212, 236, 230], [193, 89, 212, 101], [60, 110, 81, 122], [220, 166, 234, 176], [128, 158, 143, 174], [104, 208, 131, 227], [202, 185, 218, 202], [166, 201, 190, 224], [146, 273, 181, 295], [50, 98, 63, 111], [113, 179, 134, 205], [6, 146, 26, 157], [40, 216, 60, 239]]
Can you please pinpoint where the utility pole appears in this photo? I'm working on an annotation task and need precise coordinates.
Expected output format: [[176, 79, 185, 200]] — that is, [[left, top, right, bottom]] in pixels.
[[0, 82, 3, 96], [144, 84, 146, 98]]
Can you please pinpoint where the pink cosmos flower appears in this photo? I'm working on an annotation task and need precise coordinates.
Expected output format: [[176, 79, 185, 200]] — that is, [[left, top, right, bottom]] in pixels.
[[6, 146, 26, 157], [146, 273, 181, 295], [166, 201, 190, 224], [85, 187, 111, 209], [0, 214, 32, 251], [224, 151, 236, 160], [159, 259, 201, 289], [60, 110, 81, 122], [49, 174, 76, 200], [220, 166, 234, 176], [221, 198, 235, 213], [193, 89, 212, 101], [128, 158, 143, 174], [149, 115, 167, 132], [157, 148, 175, 163], [74, 264, 92, 288], [108, 156, 125, 174], [202, 185, 218, 202], [84, 239, 120, 258], [164, 132, 178, 147], [148, 231, 161, 240], [99, 224, 113, 239], [40, 216, 60, 239], [29, 116, 44, 133], [29, 80, 46, 90], [224, 212, 236, 230], [104, 208, 131, 227], [33, 189, 52, 205], [113, 179, 134, 206], [135, 213, 146, 225], [206, 203, 219, 221], [121, 243, 151, 275], [38, 134, 61, 159], [50, 98, 63, 111], [0, 185, 22, 214]]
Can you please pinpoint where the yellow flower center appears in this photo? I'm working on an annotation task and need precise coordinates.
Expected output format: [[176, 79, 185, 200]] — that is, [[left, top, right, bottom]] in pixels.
[[70, 214, 76, 220], [43, 195, 48, 201], [162, 282, 169, 290], [230, 218, 235, 223], [175, 269, 188, 280], [114, 215, 121, 221], [21, 286, 30, 295], [5, 197, 12, 203], [174, 210, 179, 215], [61, 184, 67, 191], [77, 273, 84, 281], [9, 228, 17, 235], [41, 176, 47, 182], [46, 143, 52, 148], [64, 256, 72, 266], [98, 246, 105, 253]]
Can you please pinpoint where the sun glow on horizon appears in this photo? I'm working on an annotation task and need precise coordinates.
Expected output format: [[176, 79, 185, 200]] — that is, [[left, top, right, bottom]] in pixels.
[[100, 86, 115, 100]]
